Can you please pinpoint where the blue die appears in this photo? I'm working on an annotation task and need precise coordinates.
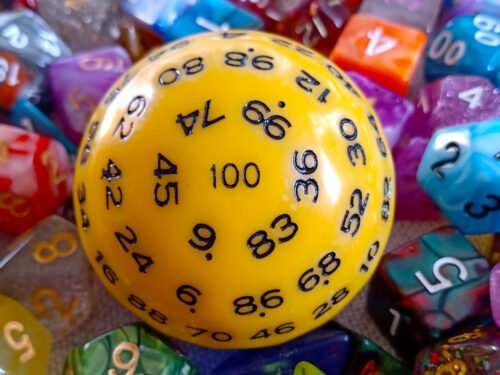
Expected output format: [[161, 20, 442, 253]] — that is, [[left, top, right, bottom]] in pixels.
[[162, 0, 263, 41], [213, 328, 351, 375], [120, 0, 263, 42], [425, 13, 500, 86], [10, 98, 77, 155], [417, 119, 500, 234]]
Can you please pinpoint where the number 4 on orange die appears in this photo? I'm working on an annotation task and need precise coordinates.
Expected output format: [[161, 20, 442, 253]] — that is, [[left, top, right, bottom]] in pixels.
[[73, 31, 395, 349]]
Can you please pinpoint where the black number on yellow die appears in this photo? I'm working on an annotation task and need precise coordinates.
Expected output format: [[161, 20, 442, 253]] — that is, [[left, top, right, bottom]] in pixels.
[[312, 287, 350, 320], [186, 326, 233, 342], [298, 251, 341, 292], [115, 226, 154, 273], [176, 99, 226, 136], [233, 289, 284, 317], [296, 69, 330, 103], [225, 51, 274, 71], [293, 150, 319, 203], [250, 322, 295, 340], [128, 294, 168, 324], [339, 118, 367, 167], [242, 100, 292, 141], [247, 214, 298, 259], [154, 153, 179, 207], [341, 189, 370, 237], [359, 241, 380, 273]]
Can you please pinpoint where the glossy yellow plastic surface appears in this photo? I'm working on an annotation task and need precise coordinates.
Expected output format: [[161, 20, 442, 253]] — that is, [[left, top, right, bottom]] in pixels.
[[0, 294, 51, 375], [73, 31, 395, 349]]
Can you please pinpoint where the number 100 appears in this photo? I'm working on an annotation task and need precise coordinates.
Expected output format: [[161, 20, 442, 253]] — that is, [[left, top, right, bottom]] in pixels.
[[211, 163, 260, 189]]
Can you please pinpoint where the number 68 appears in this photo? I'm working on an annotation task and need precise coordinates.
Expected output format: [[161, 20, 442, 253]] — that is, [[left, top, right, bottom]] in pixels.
[[473, 14, 500, 47]]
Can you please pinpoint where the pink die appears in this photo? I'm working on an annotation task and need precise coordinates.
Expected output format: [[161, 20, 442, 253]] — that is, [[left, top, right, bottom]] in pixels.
[[492, 263, 500, 328]]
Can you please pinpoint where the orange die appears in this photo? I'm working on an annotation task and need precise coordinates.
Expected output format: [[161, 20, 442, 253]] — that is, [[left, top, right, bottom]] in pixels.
[[330, 13, 427, 96]]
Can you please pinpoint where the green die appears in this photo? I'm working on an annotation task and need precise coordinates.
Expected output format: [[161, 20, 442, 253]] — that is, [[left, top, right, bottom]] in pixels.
[[64, 323, 198, 375], [329, 323, 410, 375]]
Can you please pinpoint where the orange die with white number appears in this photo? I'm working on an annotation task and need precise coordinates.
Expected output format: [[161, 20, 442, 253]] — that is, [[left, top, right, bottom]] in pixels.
[[0, 294, 51, 375], [0, 216, 93, 342], [330, 13, 427, 96]]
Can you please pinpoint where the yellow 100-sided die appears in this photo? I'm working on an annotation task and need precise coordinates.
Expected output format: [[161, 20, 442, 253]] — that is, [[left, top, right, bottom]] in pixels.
[[73, 31, 395, 349]]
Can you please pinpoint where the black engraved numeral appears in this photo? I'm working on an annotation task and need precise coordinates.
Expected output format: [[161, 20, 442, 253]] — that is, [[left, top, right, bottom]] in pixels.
[[176, 99, 225, 136], [340, 118, 366, 167], [113, 96, 147, 140], [242, 100, 291, 140], [296, 69, 330, 103], [154, 153, 179, 207], [341, 189, 370, 237], [430, 142, 461, 179]]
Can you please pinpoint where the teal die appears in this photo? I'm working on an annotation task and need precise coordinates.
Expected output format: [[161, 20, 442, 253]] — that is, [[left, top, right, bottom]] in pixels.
[[120, 0, 263, 42], [417, 119, 500, 234], [163, 0, 263, 41], [64, 323, 198, 375], [425, 13, 500, 86]]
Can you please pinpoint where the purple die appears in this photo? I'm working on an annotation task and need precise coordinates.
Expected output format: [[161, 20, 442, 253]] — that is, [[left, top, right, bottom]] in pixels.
[[48, 45, 131, 144], [214, 327, 351, 374], [347, 71, 414, 150], [492, 263, 500, 327], [394, 75, 500, 220]]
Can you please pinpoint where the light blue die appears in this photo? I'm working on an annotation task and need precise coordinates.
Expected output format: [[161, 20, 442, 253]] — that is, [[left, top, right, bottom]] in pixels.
[[161, 0, 263, 41], [119, 0, 262, 41], [425, 13, 500, 86], [417, 119, 500, 234]]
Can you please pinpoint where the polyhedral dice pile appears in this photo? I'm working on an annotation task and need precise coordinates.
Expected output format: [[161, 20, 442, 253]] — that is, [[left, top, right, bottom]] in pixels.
[[0, 0, 498, 374]]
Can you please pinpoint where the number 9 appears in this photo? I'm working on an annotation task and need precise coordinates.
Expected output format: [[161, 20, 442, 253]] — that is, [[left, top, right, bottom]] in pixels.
[[108, 342, 140, 375]]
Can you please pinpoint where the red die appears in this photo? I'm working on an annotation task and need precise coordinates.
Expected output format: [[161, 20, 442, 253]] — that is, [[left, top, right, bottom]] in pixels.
[[0, 51, 36, 111], [0, 125, 72, 233], [285, 0, 351, 56]]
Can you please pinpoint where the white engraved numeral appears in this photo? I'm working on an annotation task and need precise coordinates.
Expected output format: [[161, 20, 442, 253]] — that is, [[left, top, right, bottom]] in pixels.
[[458, 86, 483, 109], [415, 256, 468, 294], [196, 17, 230, 32], [365, 27, 397, 56], [388, 308, 400, 336]]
